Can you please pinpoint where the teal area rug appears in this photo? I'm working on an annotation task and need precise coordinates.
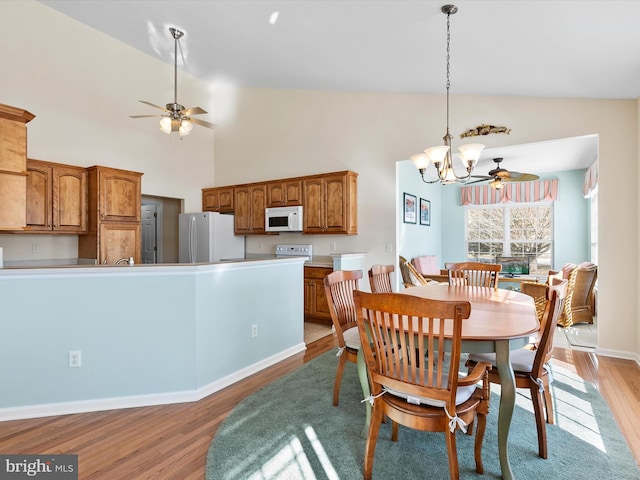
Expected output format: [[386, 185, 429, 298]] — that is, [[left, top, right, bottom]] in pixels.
[[206, 352, 638, 479]]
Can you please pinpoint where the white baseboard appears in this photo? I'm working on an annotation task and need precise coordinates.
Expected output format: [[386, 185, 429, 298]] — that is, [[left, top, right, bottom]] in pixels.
[[595, 347, 640, 366], [0, 343, 307, 422]]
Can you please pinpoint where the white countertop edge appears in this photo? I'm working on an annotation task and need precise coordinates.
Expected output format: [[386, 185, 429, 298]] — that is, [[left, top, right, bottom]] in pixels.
[[329, 252, 367, 259], [0, 256, 306, 279]]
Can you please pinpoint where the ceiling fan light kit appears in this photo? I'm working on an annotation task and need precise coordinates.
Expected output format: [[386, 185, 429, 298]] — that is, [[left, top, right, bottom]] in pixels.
[[410, 4, 485, 185], [130, 27, 216, 137]]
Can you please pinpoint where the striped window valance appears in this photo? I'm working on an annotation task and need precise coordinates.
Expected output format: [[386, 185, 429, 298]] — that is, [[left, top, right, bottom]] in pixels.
[[461, 179, 559, 205], [583, 162, 598, 198]]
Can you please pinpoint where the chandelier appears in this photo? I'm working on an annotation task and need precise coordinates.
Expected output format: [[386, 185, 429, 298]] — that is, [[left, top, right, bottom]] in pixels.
[[410, 5, 485, 184]]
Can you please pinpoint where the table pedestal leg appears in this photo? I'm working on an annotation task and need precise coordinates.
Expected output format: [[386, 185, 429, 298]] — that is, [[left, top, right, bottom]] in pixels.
[[496, 340, 515, 480]]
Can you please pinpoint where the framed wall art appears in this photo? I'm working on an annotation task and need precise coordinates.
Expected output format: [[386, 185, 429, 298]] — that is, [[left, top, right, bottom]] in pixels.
[[420, 198, 431, 226], [403, 193, 417, 224]]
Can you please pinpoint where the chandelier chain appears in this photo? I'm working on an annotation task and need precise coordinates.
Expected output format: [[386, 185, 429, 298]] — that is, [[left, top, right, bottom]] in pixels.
[[446, 9, 451, 133]]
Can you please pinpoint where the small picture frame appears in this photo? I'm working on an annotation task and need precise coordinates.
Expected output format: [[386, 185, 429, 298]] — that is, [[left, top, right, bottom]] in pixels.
[[403, 193, 417, 224], [420, 198, 431, 226]]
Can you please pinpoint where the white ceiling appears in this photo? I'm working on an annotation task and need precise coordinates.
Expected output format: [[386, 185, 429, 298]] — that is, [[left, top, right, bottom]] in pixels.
[[39, 0, 631, 173]]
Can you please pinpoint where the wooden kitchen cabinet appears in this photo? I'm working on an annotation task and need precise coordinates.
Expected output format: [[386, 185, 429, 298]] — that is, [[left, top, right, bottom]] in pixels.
[[0, 103, 35, 230], [303, 171, 357, 234], [234, 184, 267, 234], [78, 166, 143, 264], [99, 222, 141, 265], [202, 186, 234, 213], [266, 179, 302, 207], [304, 266, 333, 325], [25, 159, 87, 233]]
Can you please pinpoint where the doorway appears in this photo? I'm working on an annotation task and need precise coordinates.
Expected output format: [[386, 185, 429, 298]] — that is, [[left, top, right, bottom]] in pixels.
[[141, 195, 182, 263]]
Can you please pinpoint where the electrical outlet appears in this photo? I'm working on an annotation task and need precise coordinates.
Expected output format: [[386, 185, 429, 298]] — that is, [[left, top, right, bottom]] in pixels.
[[330, 242, 337, 252], [32, 243, 40, 254], [385, 243, 393, 253], [251, 324, 258, 338], [69, 350, 81, 368]]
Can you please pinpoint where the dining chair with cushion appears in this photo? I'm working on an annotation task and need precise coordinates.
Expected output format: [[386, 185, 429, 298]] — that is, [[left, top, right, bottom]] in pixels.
[[399, 255, 430, 288], [561, 262, 597, 327], [465, 278, 568, 459], [323, 269, 364, 406], [521, 281, 549, 322], [446, 261, 502, 289], [354, 290, 491, 480], [368, 264, 394, 293]]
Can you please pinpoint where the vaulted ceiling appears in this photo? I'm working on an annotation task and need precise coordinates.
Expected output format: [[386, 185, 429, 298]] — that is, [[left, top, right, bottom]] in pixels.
[[39, 0, 636, 172]]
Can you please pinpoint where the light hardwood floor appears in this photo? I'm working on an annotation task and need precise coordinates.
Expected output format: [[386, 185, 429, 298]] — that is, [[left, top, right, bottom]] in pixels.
[[1, 333, 638, 479]]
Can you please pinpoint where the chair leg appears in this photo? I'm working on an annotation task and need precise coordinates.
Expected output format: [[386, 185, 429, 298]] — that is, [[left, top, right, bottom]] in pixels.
[[332, 353, 347, 406], [530, 384, 548, 459], [445, 428, 460, 480], [474, 412, 486, 474], [543, 384, 554, 425], [391, 420, 399, 442], [363, 405, 384, 480]]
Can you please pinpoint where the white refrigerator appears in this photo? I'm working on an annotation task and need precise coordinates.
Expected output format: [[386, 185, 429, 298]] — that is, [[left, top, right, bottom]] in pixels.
[[178, 212, 245, 263]]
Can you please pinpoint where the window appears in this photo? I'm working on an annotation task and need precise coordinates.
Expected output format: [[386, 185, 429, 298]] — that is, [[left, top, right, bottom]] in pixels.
[[590, 187, 598, 264], [465, 203, 553, 276]]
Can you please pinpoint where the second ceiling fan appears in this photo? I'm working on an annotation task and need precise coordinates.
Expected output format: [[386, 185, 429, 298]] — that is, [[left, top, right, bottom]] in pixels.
[[130, 27, 215, 136], [467, 157, 539, 189]]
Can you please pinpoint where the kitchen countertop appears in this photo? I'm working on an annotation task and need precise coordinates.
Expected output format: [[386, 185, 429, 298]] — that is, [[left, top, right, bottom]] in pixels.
[[0, 256, 305, 276]]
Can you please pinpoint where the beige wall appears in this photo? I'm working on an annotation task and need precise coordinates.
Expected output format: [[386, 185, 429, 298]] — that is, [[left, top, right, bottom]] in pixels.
[[214, 87, 639, 360], [0, 1, 638, 361]]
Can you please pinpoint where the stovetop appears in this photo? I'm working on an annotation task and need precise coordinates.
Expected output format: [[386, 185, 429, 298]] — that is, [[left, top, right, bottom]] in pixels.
[[275, 244, 313, 258]]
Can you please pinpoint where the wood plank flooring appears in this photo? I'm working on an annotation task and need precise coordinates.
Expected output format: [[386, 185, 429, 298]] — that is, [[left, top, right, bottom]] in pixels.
[[0, 333, 638, 479]]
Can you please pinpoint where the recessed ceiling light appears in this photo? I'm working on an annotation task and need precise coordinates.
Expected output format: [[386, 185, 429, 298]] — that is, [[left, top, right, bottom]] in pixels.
[[269, 11, 279, 25]]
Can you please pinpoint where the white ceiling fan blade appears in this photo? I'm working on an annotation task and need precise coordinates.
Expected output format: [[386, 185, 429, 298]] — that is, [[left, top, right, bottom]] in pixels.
[[139, 100, 169, 112], [130, 114, 164, 118], [188, 117, 217, 129], [182, 106, 207, 116]]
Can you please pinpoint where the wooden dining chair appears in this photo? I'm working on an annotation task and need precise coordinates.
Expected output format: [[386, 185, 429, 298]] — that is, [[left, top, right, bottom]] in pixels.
[[466, 278, 568, 459], [367, 264, 394, 293], [323, 269, 363, 406], [446, 261, 501, 289], [354, 290, 491, 480]]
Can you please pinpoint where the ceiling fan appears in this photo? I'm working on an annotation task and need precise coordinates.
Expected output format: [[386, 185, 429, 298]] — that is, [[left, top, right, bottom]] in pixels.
[[467, 157, 539, 189], [130, 27, 215, 136]]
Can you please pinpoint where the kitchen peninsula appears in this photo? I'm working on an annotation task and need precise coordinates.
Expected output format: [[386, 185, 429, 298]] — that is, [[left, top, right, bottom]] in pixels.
[[0, 256, 305, 420]]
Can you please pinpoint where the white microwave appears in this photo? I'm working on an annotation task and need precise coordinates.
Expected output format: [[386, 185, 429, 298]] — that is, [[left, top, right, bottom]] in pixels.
[[265, 206, 303, 232]]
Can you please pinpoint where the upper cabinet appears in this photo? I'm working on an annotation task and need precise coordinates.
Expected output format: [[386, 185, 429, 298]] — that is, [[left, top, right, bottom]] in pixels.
[[94, 166, 142, 223], [266, 179, 302, 207], [78, 166, 143, 264], [0, 103, 35, 230], [202, 171, 357, 235], [25, 159, 87, 233], [234, 184, 267, 234], [202, 186, 234, 213], [303, 171, 357, 235]]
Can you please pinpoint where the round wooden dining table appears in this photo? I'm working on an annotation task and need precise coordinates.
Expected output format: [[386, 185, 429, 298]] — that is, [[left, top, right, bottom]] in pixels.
[[357, 284, 539, 480]]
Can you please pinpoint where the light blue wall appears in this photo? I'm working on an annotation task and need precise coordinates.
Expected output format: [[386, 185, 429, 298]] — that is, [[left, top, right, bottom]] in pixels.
[[397, 160, 443, 266], [399, 163, 590, 271], [0, 260, 304, 417]]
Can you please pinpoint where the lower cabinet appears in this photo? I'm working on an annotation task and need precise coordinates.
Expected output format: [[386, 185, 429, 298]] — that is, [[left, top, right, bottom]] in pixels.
[[99, 223, 141, 265], [304, 266, 333, 325]]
